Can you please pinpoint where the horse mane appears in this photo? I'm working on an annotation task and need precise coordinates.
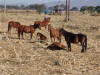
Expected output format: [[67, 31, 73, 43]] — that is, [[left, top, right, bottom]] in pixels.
[[60, 28, 74, 35]]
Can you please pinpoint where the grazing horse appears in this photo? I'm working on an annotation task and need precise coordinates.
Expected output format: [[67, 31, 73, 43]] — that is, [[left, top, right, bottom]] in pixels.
[[48, 24, 61, 43], [36, 32, 47, 41], [8, 21, 20, 32], [60, 28, 87, 53], [34, 17, 51, 29], [18, 25, 37, 39]]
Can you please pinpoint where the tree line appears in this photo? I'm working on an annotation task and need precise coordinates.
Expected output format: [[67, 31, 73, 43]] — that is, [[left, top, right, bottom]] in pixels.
[[0, 4, 100, 14], [80, 6, 100, 15], [0, 4, 46, 14]]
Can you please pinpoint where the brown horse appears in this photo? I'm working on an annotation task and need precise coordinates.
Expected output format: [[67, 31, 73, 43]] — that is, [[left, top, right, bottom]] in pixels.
[[34, 17, 51, 29], [8, 21, 20, 32], [48, 24, 61, 43], [36, 32, 47, 41], [60, 28, 87, 53], [47, 42, 66, 50], [18, 25, 37, 39]]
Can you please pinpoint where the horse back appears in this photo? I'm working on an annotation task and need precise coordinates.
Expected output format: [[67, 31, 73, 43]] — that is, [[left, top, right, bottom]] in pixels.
[[9, 21, 20, 28], [49, 26, 60, 38], [77, 33, 87, 42]]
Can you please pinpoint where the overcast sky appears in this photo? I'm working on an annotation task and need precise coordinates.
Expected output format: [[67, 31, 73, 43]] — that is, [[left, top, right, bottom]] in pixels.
[[0, 0, 62, 5], [0, 0, 99, 8]]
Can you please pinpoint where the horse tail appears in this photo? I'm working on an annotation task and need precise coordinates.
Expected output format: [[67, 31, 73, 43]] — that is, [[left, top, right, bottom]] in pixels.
[[85, 35, 87, 50]]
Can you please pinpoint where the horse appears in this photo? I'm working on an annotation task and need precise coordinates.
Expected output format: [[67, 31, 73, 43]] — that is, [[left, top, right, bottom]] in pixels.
[[48, 24, 61, 43], [36, 32, 47, 41], [8, 21, 20, 32], [34, 17, 51, 29], [18, 25, 38, 39], [47, 42, 66, 50], [60, 28, 87, 53]]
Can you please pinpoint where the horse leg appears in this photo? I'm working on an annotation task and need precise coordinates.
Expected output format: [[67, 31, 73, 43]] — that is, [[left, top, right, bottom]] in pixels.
[[22, 32, 24, 39], [54, 38, 55, 42], [9, 27, 11, 34], [51, 37, 53, 42], [18, 32, 20, 39], [84, 37, 87, 51], [30, 33, 33, 39], [18, 28, 20, 39], [81, 42, 85, 53], [67, 42, 71, 51], [58, 37, 61, 43], [16, 28, 18, 32], [45, 26, 46, 29], [8, 24, 11, 32], [69, 43, 71, 51], [39, 27, 41, 30]]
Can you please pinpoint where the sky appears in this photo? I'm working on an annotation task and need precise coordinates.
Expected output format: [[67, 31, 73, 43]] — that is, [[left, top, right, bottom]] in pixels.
[[0, 0, 61, 5], [0, 0, 99, 8]]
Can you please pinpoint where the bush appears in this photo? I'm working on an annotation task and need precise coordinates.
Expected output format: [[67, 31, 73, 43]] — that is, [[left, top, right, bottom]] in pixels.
[[71, 7, 79, 11], [95, 6, 100, 14], [36, 4, 46, 14], [87, 6, 95, 14], [80, 6, 88, 14]]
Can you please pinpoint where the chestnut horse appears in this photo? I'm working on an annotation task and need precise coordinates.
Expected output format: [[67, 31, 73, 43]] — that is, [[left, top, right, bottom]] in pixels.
[[18, 25, 38, 39], [47, 42, 66, 50], [34, 17, 51, 29], [37, 32, 47, 41], [48, 24, 61, 43], [60, 28, 87, 53], [8, 21, 20, 32]]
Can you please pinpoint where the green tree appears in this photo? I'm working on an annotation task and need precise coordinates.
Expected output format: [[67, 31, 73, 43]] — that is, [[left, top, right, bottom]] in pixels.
[[36, 4, 46, 14], [71, 7, 79, 11], [95, 6, 100, 14], [87, 6, 95, 14], [80, 6, 88, 14]]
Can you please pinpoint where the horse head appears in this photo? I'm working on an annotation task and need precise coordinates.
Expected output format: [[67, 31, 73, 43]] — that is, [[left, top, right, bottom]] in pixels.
[[44, 17, 51, 22]]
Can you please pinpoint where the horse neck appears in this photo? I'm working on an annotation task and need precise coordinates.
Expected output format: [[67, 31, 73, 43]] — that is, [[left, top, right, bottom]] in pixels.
[[62, 30, 68, 36], [49, 26, 54, 31], [44, 20, 49, 23], [31, 25, 35, 29]]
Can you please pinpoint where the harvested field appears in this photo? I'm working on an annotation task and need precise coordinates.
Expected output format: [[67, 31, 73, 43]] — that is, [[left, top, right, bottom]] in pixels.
[[0, 11, 100, 75]]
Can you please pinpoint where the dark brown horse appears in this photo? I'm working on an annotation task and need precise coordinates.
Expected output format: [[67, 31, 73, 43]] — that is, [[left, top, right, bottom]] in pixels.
[[34, 17, 51, 29], [60, 28, 87, 53], [48, 24, 61, 43], [18, 25, 38, 39], [36, 32, 47, 41], [8, 21, 20, 32]]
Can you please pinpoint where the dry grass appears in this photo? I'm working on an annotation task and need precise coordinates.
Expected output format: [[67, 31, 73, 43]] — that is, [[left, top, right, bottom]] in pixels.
[[0, 11, 100, 75]]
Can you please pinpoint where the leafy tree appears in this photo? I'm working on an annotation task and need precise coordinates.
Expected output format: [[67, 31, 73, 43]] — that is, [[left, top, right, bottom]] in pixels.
[[80, 6, 88, 14], [71, 7, 79, 11], [36, 4, 46, 14], [95, 6, 100, 14], [87, 6, 95, 14], [24, 4, 46, 14]]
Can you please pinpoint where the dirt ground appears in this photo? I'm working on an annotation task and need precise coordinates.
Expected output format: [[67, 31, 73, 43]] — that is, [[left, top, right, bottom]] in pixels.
[[0, 11, 100, 75]]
